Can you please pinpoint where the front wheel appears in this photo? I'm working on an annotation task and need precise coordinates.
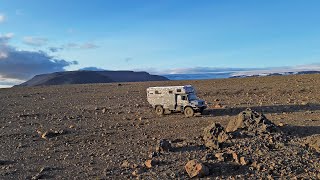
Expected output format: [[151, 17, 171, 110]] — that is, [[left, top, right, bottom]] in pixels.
[[199, 107, 205, 114], [184, 107, 194, 117], [155, 106, 164, 116]]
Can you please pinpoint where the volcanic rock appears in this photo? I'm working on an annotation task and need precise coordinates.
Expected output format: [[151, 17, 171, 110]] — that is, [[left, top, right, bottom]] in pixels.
[[203, 123, 228, 150], [37, 130, 66, 139], [226, 109, 278, 135], [239, 157, 247, 165], [121, 160, 130, 168], [144, 159, 158, 168], [156, 139, 172, 152], [132, 167, 145, 177], [185, 159, 209, 178]]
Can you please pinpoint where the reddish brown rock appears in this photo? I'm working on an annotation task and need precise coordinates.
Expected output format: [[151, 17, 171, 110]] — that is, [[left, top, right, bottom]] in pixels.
[[144, 159, 158, 168], [215, 153, 224, 161], [185, 159, 209, 178], [239, 157, 247, 165], [232, 152, 239, 163], [121, 160, 130, 168]]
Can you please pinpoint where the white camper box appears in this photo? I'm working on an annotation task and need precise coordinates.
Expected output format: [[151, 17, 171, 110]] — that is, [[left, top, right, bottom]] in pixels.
[[146, 85, 206, 117]]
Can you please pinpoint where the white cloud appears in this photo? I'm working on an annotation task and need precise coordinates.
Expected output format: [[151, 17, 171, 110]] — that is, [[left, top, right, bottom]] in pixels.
[[0, 77, 23, 85], [0, 33, 14, 43], [80, 42, 98, 49], [0, 14, 5, 23], [64, 42, 99, 49], [23, 36, 48, 46], [0, 85, 12, 88], [0, 52, 8, 59], [48, 42, 99, 52], [0, 76, 24, 88], [141, 67, 256, 75]]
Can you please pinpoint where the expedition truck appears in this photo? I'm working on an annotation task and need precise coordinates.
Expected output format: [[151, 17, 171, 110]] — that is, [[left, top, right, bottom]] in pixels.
[[146, 85, 207, 117]]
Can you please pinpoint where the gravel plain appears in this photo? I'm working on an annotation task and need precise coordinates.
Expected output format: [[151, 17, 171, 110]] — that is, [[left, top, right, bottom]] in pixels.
[[0, 74, 319, 179]]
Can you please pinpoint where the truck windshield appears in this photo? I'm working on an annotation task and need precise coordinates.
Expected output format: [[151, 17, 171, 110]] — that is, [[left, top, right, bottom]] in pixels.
[[188, 94, 197, 100]]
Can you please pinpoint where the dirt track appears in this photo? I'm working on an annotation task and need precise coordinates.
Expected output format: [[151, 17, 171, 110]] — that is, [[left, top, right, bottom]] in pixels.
[[0, 74, 319, 179]]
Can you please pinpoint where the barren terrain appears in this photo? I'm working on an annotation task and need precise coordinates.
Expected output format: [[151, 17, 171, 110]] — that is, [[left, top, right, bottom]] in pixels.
[[1, 74, 320, 179]]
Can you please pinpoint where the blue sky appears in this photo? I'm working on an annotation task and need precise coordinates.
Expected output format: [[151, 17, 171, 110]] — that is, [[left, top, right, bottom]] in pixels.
[[1, 0, 320, 86]]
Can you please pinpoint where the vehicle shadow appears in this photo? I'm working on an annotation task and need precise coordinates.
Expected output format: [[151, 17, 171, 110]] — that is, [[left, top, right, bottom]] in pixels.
[[202, 103, 320, 116]]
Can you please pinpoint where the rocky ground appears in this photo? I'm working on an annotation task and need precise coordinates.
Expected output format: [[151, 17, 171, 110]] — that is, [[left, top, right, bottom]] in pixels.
[[0, 74, 319, 179]]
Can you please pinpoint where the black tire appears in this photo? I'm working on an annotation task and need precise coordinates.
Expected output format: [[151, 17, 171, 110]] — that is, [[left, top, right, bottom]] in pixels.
[[184, 107, 194, 117], [199, 107, 205, 114], [155, 106, 164, 116]]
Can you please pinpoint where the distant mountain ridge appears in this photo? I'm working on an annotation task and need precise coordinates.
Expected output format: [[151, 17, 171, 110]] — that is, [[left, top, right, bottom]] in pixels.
[[163, 72, 231, 80], [14, 70, 320, 87], [231, 70, 320, 78], [16, 70, 168, 87], [163, 71, 320, 80]]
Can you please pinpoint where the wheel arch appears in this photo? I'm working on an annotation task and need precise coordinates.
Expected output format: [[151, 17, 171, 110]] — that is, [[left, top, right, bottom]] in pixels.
[[183, 105, 193, 111], [154, 104, 163, 109]]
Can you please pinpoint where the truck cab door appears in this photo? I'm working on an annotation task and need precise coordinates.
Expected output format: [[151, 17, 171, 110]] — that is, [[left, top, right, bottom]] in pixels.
[[176, 95, 187, 111]]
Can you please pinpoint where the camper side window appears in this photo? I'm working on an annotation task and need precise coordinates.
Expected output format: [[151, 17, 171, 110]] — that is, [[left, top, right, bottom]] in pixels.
[[181, 96, 186, 100], [177, 89, 181, 92], [169, 90, 173, 94], [155, 90, 160, 94]]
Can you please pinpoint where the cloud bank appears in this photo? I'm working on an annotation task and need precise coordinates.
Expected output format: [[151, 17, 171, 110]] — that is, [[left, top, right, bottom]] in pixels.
[[0, 49, 77, 80], [231, 64, 320, 76], [144, 64, 320, 76], [0, 33, 78, 86], [65, 42, 99, 49], [48, 42, 99, 53]]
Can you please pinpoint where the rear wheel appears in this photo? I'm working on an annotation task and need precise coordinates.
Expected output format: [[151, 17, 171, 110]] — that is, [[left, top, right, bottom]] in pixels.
[[155, 106, 164, 116], [184, 107, 194, 117]]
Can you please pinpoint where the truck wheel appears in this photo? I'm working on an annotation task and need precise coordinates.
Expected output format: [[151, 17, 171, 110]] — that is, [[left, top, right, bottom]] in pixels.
[[155, 106, 164, 116], [184, 107, 194, 117], [199, 107, 205, 114]]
